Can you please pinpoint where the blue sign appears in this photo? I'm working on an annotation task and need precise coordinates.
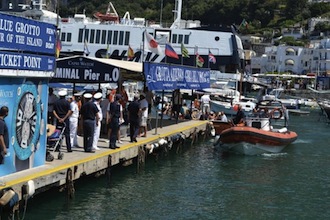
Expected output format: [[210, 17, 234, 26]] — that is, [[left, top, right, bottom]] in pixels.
[[144, 62, 210, 90], [0, 13, 57, 55], [54, 56, 120, 83], [0, 51, 55, 71]]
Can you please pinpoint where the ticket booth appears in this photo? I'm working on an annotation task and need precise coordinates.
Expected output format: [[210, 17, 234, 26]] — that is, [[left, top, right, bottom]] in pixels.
[[0, 13, 56, 176]]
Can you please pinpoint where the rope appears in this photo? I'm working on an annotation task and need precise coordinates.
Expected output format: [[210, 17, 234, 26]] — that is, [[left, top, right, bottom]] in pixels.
[[66, 168, 75, 199], [137, 146, 145, 173], [106, 155, 112, 185]]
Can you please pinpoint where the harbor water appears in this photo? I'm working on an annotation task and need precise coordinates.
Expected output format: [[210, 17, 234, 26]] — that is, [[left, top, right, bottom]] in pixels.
[[23, 108, 330, 219]]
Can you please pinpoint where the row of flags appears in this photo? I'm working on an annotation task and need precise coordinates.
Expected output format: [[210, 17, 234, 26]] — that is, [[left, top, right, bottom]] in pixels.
[[144, 31, 216, 67]]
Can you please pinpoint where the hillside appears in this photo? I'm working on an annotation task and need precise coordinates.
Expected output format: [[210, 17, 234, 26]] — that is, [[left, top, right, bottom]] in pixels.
[[58, 0, 330, 32]]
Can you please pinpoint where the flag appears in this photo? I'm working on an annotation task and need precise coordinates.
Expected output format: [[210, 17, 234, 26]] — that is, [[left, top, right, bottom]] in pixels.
[[196, 53, 204, 67], [208, 50, 216, 64], [55, 37, 61, 58], [84, 40, 90, 56], [239, 19, 248, 29], [127, 45, 134, 60], [144, 31, 162, 55], [165, 43, 179, 59], [106, 43, 110, 58], [181, 43, 190, 58]]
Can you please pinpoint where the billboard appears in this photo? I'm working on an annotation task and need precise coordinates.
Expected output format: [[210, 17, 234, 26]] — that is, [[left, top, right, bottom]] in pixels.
[[0, 78, 48, 176], [0, 13, 57, 55], [144, 62, 210, 90]]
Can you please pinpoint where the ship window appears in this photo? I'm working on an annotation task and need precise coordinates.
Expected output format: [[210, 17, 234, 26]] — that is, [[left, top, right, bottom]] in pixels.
[[107, 30, 112, 45], [95, 30, 101, 43], [67, 33, 72, 42], [184, 35, 189, 44], [178, 34, 183, 44], [119, 31, 124, 45], [101, 30, 106, 44], [172, 34, 177, 43], [78, 28, 84, 43], [61, 32, 65, 42], [84, 29, 89, 42], [124, 31, 130, 45], [90, 29, 95, 43], [113, 31, 118, 45]]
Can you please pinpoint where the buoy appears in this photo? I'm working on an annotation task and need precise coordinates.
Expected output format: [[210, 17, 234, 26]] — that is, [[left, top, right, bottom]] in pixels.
[[27, 180, 35, 197], [158, 139, 166, 145]]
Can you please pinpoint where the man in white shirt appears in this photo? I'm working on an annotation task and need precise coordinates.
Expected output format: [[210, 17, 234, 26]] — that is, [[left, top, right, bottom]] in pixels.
[[69, 93, 80, 148], [201, 94, 211, 114], [139, 93, 148, 137], [92, 92, 103, 150]]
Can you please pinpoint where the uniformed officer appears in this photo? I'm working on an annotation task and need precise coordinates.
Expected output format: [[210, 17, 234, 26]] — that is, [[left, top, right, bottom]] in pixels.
[[53, 90, 72, 152], [92, 92, 103, 151], [108, 94, 122, 149], [80, 93, 99, 153]]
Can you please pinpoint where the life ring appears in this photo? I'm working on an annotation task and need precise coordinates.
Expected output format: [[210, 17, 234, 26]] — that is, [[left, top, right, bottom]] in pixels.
[[270, 108, 283, 119]]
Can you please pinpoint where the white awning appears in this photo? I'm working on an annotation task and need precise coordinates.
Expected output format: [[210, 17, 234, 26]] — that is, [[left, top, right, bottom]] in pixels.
[[88, 57, 143, 73], [286, 48, 295, 53], [285, 59, 295, 65]]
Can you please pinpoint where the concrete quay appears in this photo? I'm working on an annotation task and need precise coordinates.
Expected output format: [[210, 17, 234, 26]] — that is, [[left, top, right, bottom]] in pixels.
[[0, 120, 211, 202]]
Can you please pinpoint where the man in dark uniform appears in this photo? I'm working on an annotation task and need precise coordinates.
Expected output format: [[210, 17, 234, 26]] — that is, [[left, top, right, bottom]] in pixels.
[[80, 93, 99, 153], [0, 106, 9, 164], [53, 90, 72, 152], [128, 95, 140, 143], [108, 94, 122, 149]]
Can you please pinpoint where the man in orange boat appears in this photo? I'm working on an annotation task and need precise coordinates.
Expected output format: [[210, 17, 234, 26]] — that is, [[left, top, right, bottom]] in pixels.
[[232, 104, 245, 125]]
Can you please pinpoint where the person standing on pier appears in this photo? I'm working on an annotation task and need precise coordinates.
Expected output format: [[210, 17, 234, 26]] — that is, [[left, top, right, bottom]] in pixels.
[[172, 89, 182, 122], [128, 95, 140, 143], [92, 92, 103, 151], [0, 106, 9, 164], [80, 93, 100, 153], [48, 88, 58, 125], [108, 94, 122, 149], [139, 93, 148, 137], [53, 90, 72, 153], [69, 93, 80, 148]]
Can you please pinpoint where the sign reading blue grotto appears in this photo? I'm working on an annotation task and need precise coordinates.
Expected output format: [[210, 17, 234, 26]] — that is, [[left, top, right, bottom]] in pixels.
[[143, 62, 210, 90]]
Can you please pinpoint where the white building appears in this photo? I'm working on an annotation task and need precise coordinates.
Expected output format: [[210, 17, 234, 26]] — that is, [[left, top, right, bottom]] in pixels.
[[250, 38, 330, 76]]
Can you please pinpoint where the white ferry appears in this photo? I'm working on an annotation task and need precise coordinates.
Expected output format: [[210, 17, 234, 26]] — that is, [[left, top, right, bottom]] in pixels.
[[1, 0, 244, 72]]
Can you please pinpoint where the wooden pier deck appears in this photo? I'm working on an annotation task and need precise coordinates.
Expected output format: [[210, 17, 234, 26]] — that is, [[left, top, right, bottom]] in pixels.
[[0, 120, 210, 201]]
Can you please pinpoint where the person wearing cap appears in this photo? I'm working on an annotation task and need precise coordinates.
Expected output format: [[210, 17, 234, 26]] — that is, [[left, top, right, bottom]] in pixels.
[[92, 92, 103, 151], [139, 92, 148, 137], [53, 90, 72, 153], [108, 94, 122, 149], [80, 93, 100, 153], [127, 95, 140, 143], [69, 93, 81, 148]]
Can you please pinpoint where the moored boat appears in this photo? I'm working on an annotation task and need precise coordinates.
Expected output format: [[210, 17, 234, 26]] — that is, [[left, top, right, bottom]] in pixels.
[[318, 100, 330, 121]]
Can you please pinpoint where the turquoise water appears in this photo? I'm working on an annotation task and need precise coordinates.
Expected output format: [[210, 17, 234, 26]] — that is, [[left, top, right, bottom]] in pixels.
[[23, 109, 330, 219]]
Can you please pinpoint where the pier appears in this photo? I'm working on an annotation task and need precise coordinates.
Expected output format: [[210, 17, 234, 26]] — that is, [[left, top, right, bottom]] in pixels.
[[0, 120, 211, 202]]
